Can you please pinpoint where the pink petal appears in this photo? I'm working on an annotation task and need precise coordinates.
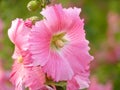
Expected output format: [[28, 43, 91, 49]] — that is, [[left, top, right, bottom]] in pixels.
[[62, 41, 93, 74], [43, 50, 74, 81], [67, 75, 90, 90], [29, 21, 51, 66], [24, 66, 45, 90], [10, 61, 45, 90], [8, 18, 31, 51], [41, 4, 73, 34]]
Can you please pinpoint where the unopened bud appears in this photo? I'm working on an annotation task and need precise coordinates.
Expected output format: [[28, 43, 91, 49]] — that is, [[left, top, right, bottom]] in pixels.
[[29, 16, 41, 24], [27, 0, 40, 11], [45, 0, 51, 5], [41, 0, 51, 8]]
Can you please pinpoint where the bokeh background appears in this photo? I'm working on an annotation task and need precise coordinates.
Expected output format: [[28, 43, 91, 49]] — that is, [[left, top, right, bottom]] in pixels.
[[0, 0, 120, 90]]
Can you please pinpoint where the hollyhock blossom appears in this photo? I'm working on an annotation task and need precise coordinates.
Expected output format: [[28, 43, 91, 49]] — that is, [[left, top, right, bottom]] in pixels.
[[88, 77, 112, 90], [29, 4, 93, 83], [8, 19, 45, 90], [105, 45, 120, 63]]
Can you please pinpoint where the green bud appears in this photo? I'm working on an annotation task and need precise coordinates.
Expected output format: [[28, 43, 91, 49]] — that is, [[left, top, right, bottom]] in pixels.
[[45, 0, 51, 5], [29, 16, 41, 24], [27, 0, 40, 11], [41, 0, 51, 8]]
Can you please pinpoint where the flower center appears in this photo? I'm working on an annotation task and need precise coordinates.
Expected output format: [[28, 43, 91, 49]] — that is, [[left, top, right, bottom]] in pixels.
[[50, 32, 67, 50], [17, 56, 23, 63]]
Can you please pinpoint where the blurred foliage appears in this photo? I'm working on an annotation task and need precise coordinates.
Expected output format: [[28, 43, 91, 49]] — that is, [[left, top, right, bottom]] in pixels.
[[0, 0, 120, 90]]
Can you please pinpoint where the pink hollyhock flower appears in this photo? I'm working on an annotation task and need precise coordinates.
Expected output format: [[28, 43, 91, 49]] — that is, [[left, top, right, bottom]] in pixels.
[[29, 4, 93, 82], [88, 77, 112, 90], [8, 18, 45, 90]]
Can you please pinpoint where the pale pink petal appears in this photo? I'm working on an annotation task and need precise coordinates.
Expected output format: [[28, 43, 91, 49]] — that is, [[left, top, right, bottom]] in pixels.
[[8, 18, 31, 51], [61, 41, 93, 75], [43, 50, 74, 81], [67, 74, 90, 90], [10, 61, 25, 90], [67, 77, 79, 90], [10, 61, 45, 90], [63, 7, 81, 18], [41, 4, 73, 34], [74, 75, 89, 89], [66, 19, 86, 43], [29, 21, 51, 66], [24, 66, 45, 90], [12, 47, 21, 59]]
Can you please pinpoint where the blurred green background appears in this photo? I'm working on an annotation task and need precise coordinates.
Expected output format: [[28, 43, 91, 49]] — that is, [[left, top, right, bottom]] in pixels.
[[0, 0, 120, 90]]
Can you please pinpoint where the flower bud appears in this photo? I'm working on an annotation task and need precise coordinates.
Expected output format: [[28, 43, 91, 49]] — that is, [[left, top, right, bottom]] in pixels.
[[41, 0, 51, 8], [27, 0, 40, 11], [46, 0, 51, 5], [29, 16, 41, 24]]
